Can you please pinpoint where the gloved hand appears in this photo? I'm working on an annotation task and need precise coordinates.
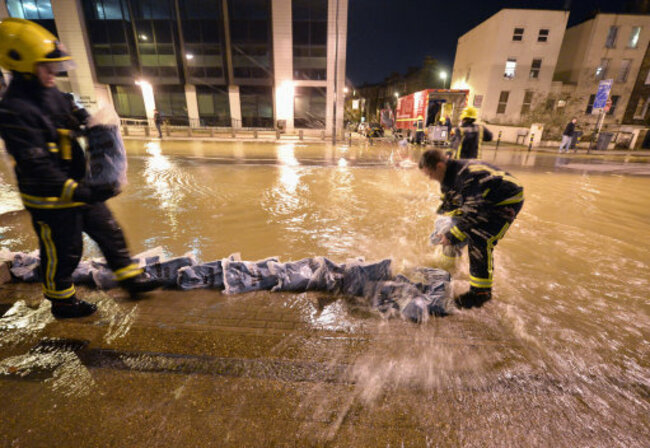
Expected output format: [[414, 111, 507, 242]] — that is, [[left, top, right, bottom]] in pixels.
[[73, 183, 120, 203]]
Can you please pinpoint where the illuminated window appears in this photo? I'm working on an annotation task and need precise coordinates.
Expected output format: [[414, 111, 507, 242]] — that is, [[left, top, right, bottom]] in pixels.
[[504, 58, 517, 79], [294, 87, 326, 128], [628, 26, 642, 49], [595, 58, 609, 81]]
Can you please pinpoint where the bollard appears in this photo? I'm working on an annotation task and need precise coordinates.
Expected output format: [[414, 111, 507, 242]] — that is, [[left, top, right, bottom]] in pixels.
[[123, 125, 129, 136], [210, 127, 215, 137], [231, 128, 236, 138], [276, 129, 281, 140], [299, 130, 304, 140], [321, 130, 326, 140], [188, 127, 192, 137], [144, 126, 150, 137], [495, 130, 502, 151], [165, 125, 171, 137], [528, 133, 534, 152], [348, 132, 352, 146], [253, 130, 258, 139]]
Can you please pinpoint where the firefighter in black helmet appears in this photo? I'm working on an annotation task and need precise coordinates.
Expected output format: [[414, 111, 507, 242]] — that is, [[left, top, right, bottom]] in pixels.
[[452, 106, 492, 159], [0, 18, 161, 318]]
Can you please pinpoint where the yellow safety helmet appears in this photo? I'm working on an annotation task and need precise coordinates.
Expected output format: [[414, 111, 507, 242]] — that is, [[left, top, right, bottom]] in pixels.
[[460, 106, 478, 120], [0, 18, 75, 74]]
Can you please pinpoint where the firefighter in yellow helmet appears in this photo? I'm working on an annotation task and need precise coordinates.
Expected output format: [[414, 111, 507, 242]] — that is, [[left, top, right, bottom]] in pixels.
[[0, 19, 161, 318], [451, 106, 492, 159], [414, 114, 425, 145]]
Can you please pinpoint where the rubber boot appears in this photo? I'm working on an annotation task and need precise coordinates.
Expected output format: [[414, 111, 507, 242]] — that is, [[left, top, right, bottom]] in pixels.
[[49, 296, 97, 319], [119, 273, 163, 298], [454, 289, 492, 309]]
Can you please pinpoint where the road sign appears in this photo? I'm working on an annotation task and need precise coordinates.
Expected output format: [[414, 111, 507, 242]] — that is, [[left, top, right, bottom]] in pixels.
[[593, 79, 613, 109], [604, 99, 612, 113]]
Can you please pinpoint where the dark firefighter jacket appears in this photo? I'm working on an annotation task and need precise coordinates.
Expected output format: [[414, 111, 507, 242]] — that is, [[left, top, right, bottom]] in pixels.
[[454, 122, 493, 159], [437, 159, 524, 245], [0, 74, 90, 210]]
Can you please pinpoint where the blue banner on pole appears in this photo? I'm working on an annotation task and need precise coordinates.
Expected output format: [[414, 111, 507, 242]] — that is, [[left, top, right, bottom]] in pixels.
[[593, 79, 613, 109]]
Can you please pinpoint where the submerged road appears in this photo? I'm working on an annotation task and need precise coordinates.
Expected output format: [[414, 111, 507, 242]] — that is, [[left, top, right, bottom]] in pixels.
[[0, 142, 648, 447]]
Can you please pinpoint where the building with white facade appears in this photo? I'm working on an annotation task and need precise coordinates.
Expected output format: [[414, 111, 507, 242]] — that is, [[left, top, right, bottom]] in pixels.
[[450, 9, 569, 124], [554, 13, 650, 128], [0, 0, 348, 134]]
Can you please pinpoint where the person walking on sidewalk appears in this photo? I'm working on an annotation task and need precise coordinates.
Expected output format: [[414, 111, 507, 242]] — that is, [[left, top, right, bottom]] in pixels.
[[559, 118, 577, 153], [154, 109, 163, 139], [0, 19, 162, 319]]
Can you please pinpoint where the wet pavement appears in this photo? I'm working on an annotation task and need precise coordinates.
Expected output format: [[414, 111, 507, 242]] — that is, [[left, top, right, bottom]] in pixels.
[[0, 141, 649, 447]]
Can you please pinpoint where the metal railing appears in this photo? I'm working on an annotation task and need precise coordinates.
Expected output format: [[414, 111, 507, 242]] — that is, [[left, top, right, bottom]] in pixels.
[[118, 116, 339, 140]]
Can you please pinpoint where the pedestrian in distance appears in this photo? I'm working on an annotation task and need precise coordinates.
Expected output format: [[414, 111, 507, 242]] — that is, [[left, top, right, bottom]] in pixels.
[[419, 149, 524, 309], [154, 108, 163, 139], [559, 118, 577, 153], [451, 106, 492, 159], [0, 18, 162, 319]]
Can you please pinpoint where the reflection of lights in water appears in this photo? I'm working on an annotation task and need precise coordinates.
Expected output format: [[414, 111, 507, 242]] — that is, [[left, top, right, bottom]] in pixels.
[[277, 144, 299, 167], [279, 165, 299, 194], [338, 158, 348, 168], [144, 141, 181, 230]]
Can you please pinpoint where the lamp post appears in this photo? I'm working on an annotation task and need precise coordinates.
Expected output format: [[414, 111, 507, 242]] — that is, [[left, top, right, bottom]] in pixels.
[[439, 71, 448, 89]]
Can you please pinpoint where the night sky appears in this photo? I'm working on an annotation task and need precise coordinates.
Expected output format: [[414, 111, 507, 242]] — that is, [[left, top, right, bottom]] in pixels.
[[346, 0, 633, 86]]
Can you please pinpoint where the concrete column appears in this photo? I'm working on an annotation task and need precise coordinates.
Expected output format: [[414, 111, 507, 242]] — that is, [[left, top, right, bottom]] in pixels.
[[185, 84, 200, 126], [271, 0, 294, 133], [325, 0, 348, 137], [51, 0, 104, 112], [228, 85, 242, 128]]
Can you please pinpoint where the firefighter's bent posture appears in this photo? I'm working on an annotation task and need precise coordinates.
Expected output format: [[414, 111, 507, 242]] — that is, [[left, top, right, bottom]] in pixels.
[[0, 19, 160, 318], [419, 149, 524, 309]]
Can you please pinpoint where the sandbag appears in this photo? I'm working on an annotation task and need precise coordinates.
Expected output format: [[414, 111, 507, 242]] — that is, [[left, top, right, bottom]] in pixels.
[[85, 105, 127, 190], [10, 251, 40, 282], [222, 257, 280, 294], [177, 261, 224, 290]]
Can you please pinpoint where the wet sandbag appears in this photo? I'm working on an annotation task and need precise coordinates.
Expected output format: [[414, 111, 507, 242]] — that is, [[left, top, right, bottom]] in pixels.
[[269, 258, 320, 292], [10, 251, 40, 282], [341, 259, 392, 296], [71, 260, 95, 284], [222, 257, 280, 294], [177, 261, 223, 290], [145, 255, 196, 287], [306, 257, 346, 292], [430, 215, 468, 248], [85, 105, 127, 190]]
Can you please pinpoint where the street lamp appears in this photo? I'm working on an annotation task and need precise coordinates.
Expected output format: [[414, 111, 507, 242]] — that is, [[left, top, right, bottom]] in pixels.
[[439, 71, 448, 89], [394, 92, 399, 98]]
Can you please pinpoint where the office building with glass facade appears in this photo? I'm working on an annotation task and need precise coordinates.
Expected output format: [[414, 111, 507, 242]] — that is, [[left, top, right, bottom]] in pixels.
[[0, 0, 348, 132]]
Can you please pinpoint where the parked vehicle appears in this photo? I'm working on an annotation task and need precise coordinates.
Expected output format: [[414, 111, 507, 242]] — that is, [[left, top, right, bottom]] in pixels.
[[394, 89, 470, 140]]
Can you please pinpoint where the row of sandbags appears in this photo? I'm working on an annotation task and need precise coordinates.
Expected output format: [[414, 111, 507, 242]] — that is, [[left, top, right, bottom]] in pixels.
[[1, 247, 451, 322]]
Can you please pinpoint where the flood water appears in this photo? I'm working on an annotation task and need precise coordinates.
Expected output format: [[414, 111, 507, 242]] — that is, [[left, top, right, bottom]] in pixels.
[[0, 140, 648, 446]]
